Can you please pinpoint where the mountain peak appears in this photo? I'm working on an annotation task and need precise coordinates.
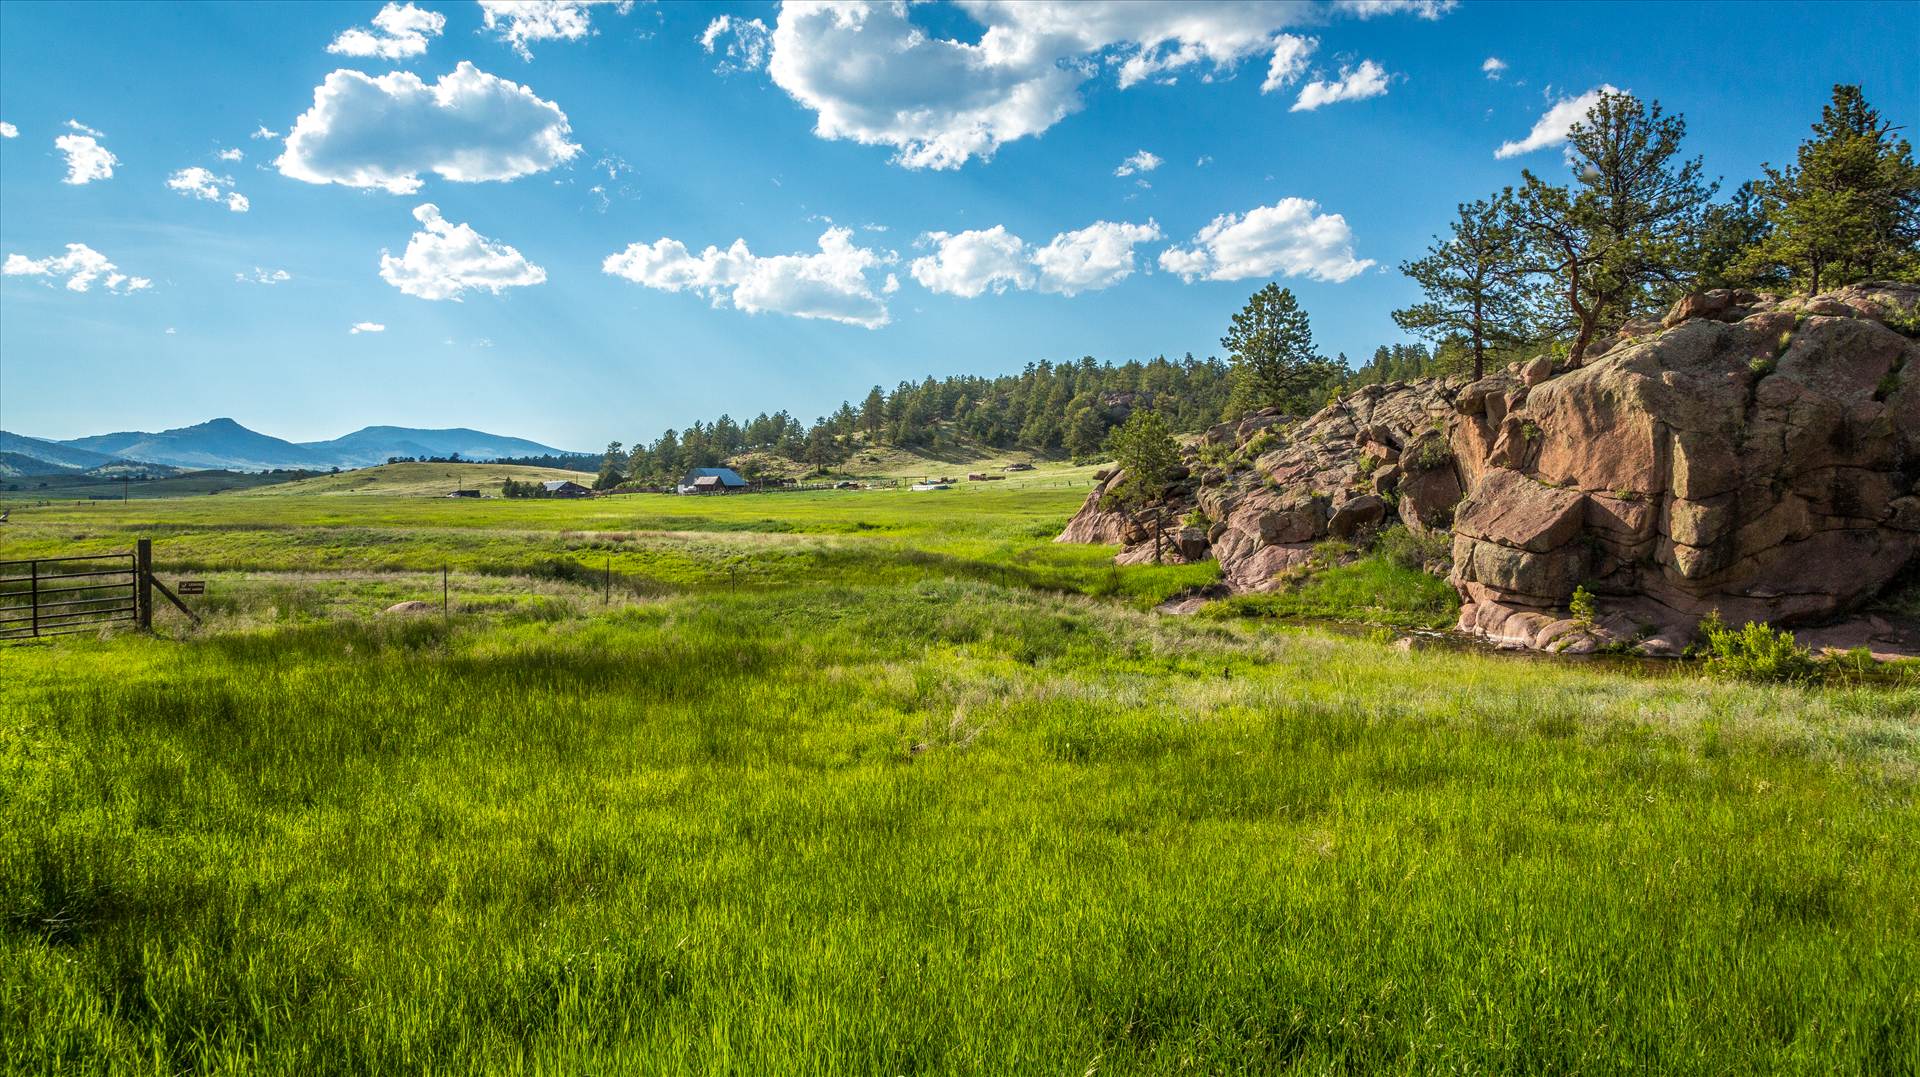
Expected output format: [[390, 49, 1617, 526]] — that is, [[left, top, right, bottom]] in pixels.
[[33, 420, 576, 473]]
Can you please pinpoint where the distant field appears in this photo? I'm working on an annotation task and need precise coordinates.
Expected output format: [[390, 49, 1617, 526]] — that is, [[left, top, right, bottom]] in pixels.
[[0, 462, 1190, 617], [0, 468, 308, 501], [236, 460, 596, 497], [3, 462, 1916, 1074]]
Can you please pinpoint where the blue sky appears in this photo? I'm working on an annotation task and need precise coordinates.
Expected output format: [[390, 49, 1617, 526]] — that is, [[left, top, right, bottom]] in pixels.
[[1, 0, 1914, 450]]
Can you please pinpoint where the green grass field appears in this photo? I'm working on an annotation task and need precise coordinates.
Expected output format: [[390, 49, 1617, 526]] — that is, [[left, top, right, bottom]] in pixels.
[[3, 464, 1917, 1074]]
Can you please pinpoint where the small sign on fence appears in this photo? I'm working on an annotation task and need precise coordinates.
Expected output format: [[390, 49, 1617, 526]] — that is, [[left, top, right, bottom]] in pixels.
[[176, 580, 206, 595]]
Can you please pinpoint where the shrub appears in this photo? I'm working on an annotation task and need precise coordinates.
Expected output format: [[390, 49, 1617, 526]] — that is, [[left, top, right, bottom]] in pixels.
[[1696, 611, 1818, 682], [1184, 509, 1213, 530], [1569, 585, 1598, 628], [1241, 430, 1280, 459], [1311, 538, 1354, 568], [1374, 524, 1451, 573], [1405, 437, 1453, 474]]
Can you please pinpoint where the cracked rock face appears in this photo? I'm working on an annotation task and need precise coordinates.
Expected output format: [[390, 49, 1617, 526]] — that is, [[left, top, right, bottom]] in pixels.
[[1058, 385, 1467, 590], [1057, 283, 1919, 653], [1452, 283, 1919, 652]]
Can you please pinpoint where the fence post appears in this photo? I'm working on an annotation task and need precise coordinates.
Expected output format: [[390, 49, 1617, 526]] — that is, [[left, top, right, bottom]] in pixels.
[[29, 561, 38, 637], [135, 540, 153, 632]]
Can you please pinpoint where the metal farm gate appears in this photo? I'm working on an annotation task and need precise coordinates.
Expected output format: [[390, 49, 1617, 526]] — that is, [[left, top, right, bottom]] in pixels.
[[0, 539, 196, 642]]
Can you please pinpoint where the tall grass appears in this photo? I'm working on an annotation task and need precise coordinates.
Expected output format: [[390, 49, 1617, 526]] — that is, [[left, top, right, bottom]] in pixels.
[[4, 582, 1917, 1074]]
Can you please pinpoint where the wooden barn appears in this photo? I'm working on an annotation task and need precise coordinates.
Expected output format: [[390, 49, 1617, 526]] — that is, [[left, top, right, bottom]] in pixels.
[[677, 467, 749, 495]]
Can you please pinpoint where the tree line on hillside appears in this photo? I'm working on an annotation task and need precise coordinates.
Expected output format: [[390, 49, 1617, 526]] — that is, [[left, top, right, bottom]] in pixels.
[[595, 355, 1237, 487], [595, 83, 1914, 488]]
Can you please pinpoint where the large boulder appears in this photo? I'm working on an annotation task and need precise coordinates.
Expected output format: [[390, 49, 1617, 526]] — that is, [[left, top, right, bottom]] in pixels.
[[1452, 283, 1920, 650]]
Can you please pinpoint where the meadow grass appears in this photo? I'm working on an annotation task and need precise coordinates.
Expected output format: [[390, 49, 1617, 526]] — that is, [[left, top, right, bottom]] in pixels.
[[0, 479, 1213, 612], [2, 477, 1917, 1074], [1203, 553, 1462, 630]]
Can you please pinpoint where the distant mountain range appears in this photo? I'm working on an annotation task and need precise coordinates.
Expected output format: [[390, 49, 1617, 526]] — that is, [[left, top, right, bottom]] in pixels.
[[0, 419, 582, 474]]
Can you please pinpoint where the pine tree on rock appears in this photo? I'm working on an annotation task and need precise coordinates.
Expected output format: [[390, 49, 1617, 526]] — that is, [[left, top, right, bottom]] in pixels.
[[1392, 194, 1534, 379], [1512, 90, 1715, 363], [1221, 283, 1338, 419], [1740, 84, 1920, 293], [1103, 408, 1181, 564]]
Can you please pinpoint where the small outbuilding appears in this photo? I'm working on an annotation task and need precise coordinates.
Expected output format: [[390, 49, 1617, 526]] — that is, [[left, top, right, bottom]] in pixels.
[[677, 467, 749, 495], [541, 480, 592, 498], [446, 488, 482, 498]]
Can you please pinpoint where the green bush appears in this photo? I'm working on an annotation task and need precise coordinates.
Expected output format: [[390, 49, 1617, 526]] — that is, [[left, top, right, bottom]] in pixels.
[[1375, 523, 1452, 572], [1569, 585, 1598, 629], [1405, 437, 1454, 474], [1311, 538, 1354, 568], [1241, 429, 1280, 459], [1697, 611, 1818, 682]]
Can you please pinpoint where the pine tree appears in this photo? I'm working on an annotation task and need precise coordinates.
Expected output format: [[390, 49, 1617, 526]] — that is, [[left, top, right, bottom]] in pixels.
[[1392, 194, 1533, 379], [1063, 396, 1108, 460], [1740, 85, 1920, 293], [1693, 180, 1776, 289], [593, 441, 625, 491], [1512, 91, 1716, 362], [1220, 283, 1337, 418], [1103, 408, 1180, 563]]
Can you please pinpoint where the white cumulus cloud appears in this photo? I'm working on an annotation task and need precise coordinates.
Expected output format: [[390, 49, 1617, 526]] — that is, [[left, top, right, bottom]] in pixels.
[[3, 243, 150, 293], [55, 128, 116, 184], [1495, 84, 1618, 158], [0, 121, 17, 138], [478, 0, 634, 60], [603, 227, 895, 329], [252, 125, 280, 140], [766, 2, 1424, 170], [701, 14, 770, 74], [910, 226, 1033, 297], [1159, 198, 1372, 283], [1113, 149, 1161, 177], [237, 267, 292, 284], [350, 322, 386, 333], [1482, 56, 1507, 80], [910, 220, 1160, 298], [167, 167, 250, 212], [379, 203, 547, 300], [1261, 33, 1316, 93], [1030, 221, 1163, 295], [1291, 60, 1390, 112], [328, 2, 447, 59], [277, 62, 580, 194], [217, 147, 244, 161]]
